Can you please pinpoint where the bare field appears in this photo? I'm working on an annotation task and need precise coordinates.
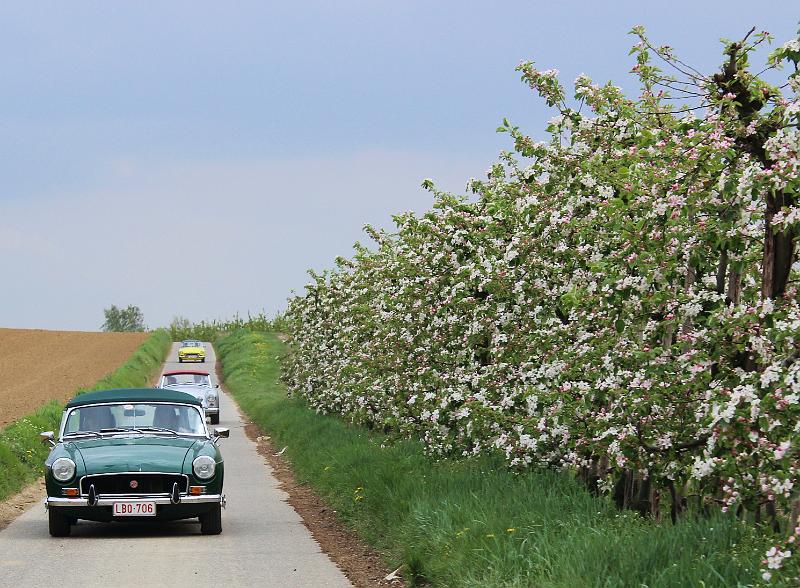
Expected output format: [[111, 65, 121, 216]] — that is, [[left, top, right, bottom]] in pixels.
[[0, 328, 148, 428]]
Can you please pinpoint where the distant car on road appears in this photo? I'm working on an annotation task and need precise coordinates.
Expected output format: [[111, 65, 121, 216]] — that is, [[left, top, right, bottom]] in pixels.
[[159, 370, 221, 424], [178, 340, 206, 363], [41, 388, 228, 537]]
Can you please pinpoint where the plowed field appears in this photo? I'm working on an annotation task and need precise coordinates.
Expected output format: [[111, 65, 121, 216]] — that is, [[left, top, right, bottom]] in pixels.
[[0, 328, 148, 428]]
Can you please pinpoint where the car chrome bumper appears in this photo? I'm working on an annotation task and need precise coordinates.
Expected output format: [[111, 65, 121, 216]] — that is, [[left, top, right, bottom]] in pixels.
[[46, 493, 225, 508], [205, 407, 219, 415]]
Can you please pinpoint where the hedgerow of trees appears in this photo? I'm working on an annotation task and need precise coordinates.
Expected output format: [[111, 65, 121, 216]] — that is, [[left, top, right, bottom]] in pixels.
[[283, 27, 800, 582]]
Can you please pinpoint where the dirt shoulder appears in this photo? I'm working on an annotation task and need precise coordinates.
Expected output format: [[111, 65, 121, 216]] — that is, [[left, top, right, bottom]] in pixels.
[[0, 479, 44, 532], [243, 422, 402, 587], [215, 352, 402, 587], [0, 328, 148, 428]]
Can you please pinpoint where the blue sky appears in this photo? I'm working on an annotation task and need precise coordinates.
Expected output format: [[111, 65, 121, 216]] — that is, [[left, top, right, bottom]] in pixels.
[[0, 2, 796, 330]]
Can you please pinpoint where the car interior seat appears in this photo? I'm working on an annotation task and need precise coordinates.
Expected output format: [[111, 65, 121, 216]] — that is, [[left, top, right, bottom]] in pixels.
[[153, 405, 180, 430], [80, 406, 116, 431]]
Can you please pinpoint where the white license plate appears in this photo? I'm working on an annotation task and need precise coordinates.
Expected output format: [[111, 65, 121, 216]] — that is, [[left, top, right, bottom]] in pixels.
[[113, 502, 156, 517]]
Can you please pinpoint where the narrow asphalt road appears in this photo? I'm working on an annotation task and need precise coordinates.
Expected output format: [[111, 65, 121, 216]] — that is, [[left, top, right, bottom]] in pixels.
[[0, 342, 352, 587]]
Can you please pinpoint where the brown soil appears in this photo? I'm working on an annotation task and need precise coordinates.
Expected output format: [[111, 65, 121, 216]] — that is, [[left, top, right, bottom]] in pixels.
[[0, 479, 45, 531], [0, 328, 148, 428]]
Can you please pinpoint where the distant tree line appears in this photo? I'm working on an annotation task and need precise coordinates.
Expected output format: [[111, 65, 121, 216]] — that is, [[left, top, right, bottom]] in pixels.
[[102, 304, 146, 332]]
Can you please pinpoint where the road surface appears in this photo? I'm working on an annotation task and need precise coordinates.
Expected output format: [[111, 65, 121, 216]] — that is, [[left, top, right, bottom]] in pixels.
[[0, 342, 351, 587]]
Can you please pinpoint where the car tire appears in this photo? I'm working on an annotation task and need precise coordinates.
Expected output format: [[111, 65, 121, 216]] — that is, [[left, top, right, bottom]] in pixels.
[[199, 505, 222, 535], [210, 414, 220, 425], [201, 358, 206, 363], [178, 358, 183, 363], [48, 510, 71, 537]]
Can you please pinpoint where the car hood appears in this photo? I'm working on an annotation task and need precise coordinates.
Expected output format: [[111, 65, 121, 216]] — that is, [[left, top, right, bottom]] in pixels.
[[179, 347, 204, 353], [69, 436, 199, 474]]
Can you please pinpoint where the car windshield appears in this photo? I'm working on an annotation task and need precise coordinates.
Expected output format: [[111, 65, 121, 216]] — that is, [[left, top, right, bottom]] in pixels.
[[182, 341, 202, 348], [63, 403, 206, 436], [161, 373, 211, 386]]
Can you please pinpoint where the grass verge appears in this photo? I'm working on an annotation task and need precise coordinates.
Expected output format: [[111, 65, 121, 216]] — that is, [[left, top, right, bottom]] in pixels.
[[217, 329, 774, 588], [0, 329, 171, 502]]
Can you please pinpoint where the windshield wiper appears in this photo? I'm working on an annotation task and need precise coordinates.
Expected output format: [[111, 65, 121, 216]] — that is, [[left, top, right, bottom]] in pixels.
[[136, 426, 178, 435], [99, 427, 146, 434], [64, 430, 101, 438]]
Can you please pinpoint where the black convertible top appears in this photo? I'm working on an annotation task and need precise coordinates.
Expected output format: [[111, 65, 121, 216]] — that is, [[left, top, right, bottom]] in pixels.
[[66, 388, 202, 408]]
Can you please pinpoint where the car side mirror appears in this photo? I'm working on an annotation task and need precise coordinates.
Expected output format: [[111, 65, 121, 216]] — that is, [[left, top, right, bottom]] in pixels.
[[213, 427, 229, 439], [40, 431, 55, 447]]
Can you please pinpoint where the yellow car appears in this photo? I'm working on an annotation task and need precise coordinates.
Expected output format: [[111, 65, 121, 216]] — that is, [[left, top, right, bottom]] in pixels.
[[178, 340, 206, 363]]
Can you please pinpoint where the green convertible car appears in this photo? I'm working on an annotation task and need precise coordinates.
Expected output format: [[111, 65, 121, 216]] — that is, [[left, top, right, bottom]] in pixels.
[[41, 388, 228, 537]]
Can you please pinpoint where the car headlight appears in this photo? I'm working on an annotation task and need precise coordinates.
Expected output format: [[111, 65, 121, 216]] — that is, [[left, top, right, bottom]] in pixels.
[[207, 393, 218, 407], [193, 455, 216, 480], [51, 457, 76, 482]]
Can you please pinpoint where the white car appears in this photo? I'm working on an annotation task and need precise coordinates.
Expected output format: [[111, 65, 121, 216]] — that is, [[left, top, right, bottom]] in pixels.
[[158, 370, 220, 424]]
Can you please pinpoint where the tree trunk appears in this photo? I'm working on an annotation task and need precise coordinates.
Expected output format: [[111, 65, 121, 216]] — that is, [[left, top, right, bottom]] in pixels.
[[716, 249, 728, 295], [662, 323, 674, 352], [727, 267, 742, 306], [681, 265, 697, 337], [762, 190, 795, 300], [763, 202, 776, 300], [579, 458, 601, 494], [766, 500, 781, 533], [652, 488, 661, 521], [667, 479, 686, 524], [633, 475, 654, 518], [613, 470, 628, 509], [790, 499, 800, 533], [773, 227, 795, 298]]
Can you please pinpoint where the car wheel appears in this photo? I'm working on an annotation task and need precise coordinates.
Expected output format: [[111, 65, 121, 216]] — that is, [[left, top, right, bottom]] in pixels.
[[201, 358, 206, 363], [48, 509, 71, 537], [199, 505, 222, 535], [178, 358, 183, 363], [210, 414, 220, 425]]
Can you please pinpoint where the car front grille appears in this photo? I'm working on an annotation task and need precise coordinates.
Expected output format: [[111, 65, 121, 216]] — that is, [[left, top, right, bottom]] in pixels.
[[80, 473, 189, 496]]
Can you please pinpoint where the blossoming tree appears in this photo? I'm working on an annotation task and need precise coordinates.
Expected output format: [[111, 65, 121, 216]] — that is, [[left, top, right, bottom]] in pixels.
[[284, 27, 800, 582]]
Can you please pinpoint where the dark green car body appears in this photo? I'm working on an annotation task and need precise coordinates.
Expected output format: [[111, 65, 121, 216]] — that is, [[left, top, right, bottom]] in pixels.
[[43, 389, 227, 536]]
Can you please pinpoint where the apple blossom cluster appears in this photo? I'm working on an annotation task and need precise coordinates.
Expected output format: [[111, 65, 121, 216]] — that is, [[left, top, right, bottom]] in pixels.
[[283, 29, 800, 583]]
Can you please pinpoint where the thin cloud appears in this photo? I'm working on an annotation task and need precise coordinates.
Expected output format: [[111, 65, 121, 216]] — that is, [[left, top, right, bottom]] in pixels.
[[0, 150, 482, 330]]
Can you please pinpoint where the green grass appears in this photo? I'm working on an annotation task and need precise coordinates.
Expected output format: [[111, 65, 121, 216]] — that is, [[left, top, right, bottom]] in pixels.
[[217, 329, 777, 588], [0, 329, 172, 502]]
